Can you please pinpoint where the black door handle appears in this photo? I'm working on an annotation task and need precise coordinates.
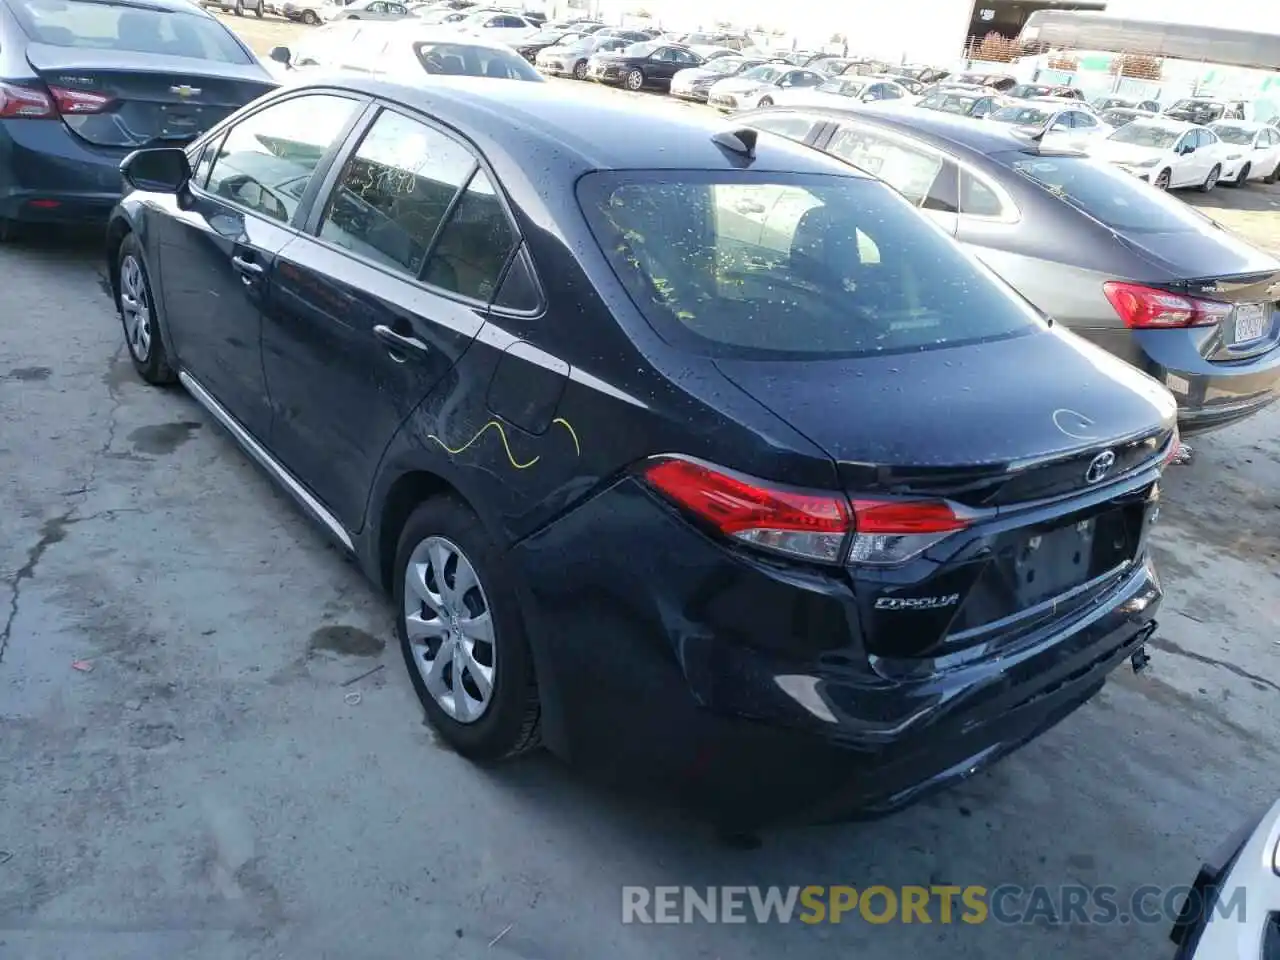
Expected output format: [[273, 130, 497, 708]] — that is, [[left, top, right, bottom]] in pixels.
[[373, 324, 429, 360]]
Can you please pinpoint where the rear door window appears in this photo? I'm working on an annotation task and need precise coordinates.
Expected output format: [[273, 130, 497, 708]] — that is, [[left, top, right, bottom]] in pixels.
[[316, 109, 476, 276], [959, 170, 1005, 217], [824, 126, 947, 207], [203, 94, 359, 225], [422, 169, 519, 301], [577, 170, 1039, 358]]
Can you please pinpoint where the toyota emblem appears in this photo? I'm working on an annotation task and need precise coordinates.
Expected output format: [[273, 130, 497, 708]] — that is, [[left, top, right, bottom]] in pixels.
[[1085, 450, 1116, 484]]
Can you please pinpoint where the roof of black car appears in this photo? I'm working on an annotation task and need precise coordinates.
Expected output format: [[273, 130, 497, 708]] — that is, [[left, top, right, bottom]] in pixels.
[[754, 103, 1039, 156], [297, 75, 871, 174]]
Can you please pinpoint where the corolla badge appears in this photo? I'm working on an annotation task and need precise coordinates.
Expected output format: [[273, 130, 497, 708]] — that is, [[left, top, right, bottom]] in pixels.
[[874, 594, 960, 611], [1085, 449, 1117, 484], [170, 85, 202, 98], [1052, 407, 1098, 441]]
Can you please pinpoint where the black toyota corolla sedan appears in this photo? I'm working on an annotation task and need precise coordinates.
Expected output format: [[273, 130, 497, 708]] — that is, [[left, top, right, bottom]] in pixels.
[[107, 76, 1173, 825], [0, 0, 277, 239]]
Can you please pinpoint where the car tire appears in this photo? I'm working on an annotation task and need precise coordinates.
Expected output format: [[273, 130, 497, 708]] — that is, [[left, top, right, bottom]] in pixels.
[[116, 234, 177, 387], [1200, 165, 1220, 192], [758, 96, 774, 107], [572, 60, 587, 80], [254, 0, 263, 16], [302, 8, 317, 21], [625, 68, 644, 91], [1154, 168, 1172, 191], [1267, 163, 1280, 184], [1231, 163, 1250, 187], [233, 0, 243, 13], [0, 217, 20, 243], [346, 13, 359, 17], [394, 496, 541, 762]]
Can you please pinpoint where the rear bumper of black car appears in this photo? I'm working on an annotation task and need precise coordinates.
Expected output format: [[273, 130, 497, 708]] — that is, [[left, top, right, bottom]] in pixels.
[[510, 476, 1162, 824], [0, 118, 126, 224]]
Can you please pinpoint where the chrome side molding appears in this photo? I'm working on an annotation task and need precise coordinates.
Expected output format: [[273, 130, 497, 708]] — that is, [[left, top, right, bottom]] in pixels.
[[178, 370, 354, 551]]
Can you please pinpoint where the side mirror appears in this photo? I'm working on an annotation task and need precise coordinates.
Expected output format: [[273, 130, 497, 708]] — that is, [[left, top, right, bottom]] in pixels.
[[1181, 144, 1195, 155], [120, 147, 192, 194], [269, 45, 292, 65], [780, 79, 792, 87]]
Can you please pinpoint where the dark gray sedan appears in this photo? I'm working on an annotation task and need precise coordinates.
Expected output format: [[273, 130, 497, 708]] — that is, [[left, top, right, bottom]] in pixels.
[[740, 103, 1280, 434]]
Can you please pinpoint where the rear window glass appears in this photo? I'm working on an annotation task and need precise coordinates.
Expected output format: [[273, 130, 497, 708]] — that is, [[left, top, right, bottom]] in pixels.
[[991, 105, 1050, 126], [414, 42, 541, 80], [920, 92, 978, 114], [577, 171, 1039, 359], [1005, 154, 1211, 233], [1106, 122, 1182, 149], [11, 0, 253, 63], [1212, 124, 1256, 145]]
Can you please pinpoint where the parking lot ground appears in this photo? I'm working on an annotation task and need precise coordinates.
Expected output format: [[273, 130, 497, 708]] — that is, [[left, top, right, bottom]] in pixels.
[[2, 23, 1280, 959]]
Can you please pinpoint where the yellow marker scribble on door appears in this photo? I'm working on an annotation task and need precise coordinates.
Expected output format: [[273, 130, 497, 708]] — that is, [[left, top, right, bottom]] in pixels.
[[552, 418, 581, 456], [425, 418, 582, 471], [426, 420, 540, 470]]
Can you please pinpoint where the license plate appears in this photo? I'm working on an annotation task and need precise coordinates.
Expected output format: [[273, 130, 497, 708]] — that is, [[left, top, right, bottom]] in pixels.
[[1233, 302, 1270, 343]]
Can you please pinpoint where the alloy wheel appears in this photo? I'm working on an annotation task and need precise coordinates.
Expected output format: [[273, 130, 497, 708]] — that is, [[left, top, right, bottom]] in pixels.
[[119, 255, 152, 363], [573, 60, 587, 80], [1154, 169, 1170, 190], [1204, 166, 1219, 192], [758, 96, 773, 107], [626, 69, 643, 91], [402, 536, 496, 724]]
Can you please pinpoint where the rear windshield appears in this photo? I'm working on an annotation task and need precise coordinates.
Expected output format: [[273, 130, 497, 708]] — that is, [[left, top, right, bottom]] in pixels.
[[1212, 124, 1256, 145], [819, 78, 865, 96], [1006, 154, 1211, 233], [740, 65, 783, 83], [920, 92, 978, 114], [414, 42, 541, 80], [1101, 109, 1142, 127], [1107, 122, 1181, 149], [991, 105, 1050, 125], [1165, 99, 1224, 122], [577, 171, 1039, 359], [11, 0, 253, 63]]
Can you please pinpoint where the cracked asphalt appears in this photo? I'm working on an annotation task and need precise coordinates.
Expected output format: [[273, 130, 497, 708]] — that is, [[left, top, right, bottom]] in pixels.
[[2, 67, 1280, 958]]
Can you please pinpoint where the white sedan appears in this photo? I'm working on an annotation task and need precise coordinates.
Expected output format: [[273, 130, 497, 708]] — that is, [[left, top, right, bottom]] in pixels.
[[1209, 119, 1280, 186], [706, 63, 825, 112], [452, 9, 540, 44], [986, 97, 1105, 149], [767, 75, 913, 109], [1088, 117, 1228, 192]]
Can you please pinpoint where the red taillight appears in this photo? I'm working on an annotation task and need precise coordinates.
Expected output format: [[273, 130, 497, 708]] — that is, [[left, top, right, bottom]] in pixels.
[[49, 85, 113, 115], [642, 458, 851, 563], [641, 457, 971, 566], [1103, 281, 1232, 330], [0, 82, 112, 119], [1161, 427, 1182, 466], [0, 82, 55, 119]]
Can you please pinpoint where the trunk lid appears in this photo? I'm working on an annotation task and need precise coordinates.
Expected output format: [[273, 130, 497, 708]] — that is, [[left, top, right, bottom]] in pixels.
[[716, 327, 1171, 660], [25, 43, 275, 149], [1117, 229, 1280, 361], [714, 325, 1175, 508]]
